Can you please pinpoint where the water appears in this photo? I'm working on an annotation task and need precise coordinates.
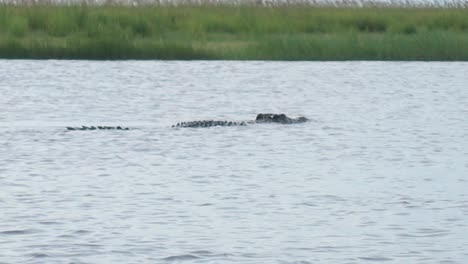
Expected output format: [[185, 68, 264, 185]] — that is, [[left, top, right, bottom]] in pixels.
[[0, 60, 467, 264]]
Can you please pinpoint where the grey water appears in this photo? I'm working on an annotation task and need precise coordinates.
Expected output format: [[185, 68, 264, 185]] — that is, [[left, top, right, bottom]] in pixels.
[[0, 60, 467, 264]]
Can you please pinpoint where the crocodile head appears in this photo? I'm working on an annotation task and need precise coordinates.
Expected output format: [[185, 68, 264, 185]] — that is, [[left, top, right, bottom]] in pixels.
[[255, 113, 308, 124]]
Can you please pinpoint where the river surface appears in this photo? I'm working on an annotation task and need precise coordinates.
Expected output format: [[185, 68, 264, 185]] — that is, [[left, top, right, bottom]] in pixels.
[[0, 60, 467, 264]]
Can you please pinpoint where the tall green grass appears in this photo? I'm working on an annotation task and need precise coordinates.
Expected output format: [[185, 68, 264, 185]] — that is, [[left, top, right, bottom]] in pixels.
[[1, 5, 468, 60]]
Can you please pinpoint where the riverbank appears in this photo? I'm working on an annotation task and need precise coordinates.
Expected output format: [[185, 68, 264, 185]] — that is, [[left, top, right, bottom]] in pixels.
[[1, 5, 467, 60]]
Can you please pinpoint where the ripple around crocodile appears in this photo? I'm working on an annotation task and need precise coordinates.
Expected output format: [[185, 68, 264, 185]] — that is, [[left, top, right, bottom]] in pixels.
[[65, 113, 309, 130]]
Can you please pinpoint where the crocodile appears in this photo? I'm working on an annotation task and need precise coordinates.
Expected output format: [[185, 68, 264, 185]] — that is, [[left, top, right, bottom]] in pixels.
[[173, 113, 309, 128], [66, 114, 308, 130], [66, 126, 130, 131]]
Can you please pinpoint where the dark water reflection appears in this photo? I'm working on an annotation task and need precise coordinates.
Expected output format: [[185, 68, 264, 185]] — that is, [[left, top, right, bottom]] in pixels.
[[0, 60, 467, 263]]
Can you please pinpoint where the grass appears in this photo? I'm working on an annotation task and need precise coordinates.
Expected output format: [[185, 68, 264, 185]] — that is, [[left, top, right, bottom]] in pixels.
[[0, 5, 468, 60]]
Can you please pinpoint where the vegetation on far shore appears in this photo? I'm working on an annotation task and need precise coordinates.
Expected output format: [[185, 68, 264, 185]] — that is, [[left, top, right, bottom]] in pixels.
[[1, 5, 468, 60]]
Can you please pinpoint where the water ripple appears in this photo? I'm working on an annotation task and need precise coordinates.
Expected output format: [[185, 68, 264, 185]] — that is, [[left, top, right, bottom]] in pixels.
[[0, 229, 39, 235], [359, 256, 394, 261], [161, 254, 200, 262]]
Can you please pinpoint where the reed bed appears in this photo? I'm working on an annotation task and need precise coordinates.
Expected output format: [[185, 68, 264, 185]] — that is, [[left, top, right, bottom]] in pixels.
[[1, 5, 468, 60], [1, 0, 468, 8]]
